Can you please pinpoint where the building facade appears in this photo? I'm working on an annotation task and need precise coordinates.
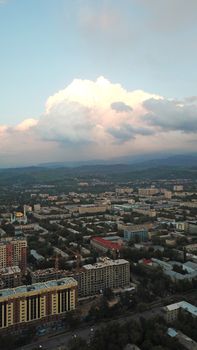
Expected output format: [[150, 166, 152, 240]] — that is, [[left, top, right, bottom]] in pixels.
[[0, 277, 77, 331], [75, 257, 130, 297], [0, 238, 27, 272], [138, 188, 159, 196], [0, 266, 21, 289], [124, 226, 148, 242], [185, 221, 197, 235], [31, 268, 69, 284], [164, 301, 197, 323]]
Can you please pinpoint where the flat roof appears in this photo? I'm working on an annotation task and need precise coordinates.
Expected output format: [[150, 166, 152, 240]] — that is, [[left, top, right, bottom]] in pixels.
[[91, 236, 122, 250], [167, 328, 178, 337], [0, 277, 77, 299], [0, 266, 21, 274], [84, 258, 129, 270], [166, 301, 197, 317]]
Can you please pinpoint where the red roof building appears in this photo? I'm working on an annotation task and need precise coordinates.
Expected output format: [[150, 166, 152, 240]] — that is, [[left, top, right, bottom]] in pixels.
[[90, 236, 122, 253]]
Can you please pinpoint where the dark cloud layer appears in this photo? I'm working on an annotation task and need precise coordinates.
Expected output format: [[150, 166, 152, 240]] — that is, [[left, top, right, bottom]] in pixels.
[[111, 101, 133, 113], [108, 124, 154, 143], [143, 98, 197, 133]]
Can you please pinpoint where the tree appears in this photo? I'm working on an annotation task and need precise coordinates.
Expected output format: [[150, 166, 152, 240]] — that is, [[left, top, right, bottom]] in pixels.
[[103, 288, 114, 301], [68, 336, 87, 350]]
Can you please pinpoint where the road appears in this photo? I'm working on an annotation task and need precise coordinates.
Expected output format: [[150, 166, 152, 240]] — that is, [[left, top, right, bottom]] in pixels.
[[20, 307, 162, 350], [20, 289, 197, 350]]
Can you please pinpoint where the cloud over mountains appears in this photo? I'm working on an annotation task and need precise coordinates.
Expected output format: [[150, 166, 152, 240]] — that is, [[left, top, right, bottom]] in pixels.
[[0, 77, 197, 166]]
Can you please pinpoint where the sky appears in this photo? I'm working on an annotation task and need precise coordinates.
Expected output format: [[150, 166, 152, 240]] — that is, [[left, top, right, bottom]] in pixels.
[[0, 0, 197, 166]]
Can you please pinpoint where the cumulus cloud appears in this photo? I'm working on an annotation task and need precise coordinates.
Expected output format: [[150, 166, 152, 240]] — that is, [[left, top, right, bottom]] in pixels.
[[0, 76, 196, 166], [15, 118, 38, 132], [111, 101, 133, 113], [108, 124, 154, 143], [37, 102, 95, 144], [41, 76, 159, 145], [143, 98, 197, 133]]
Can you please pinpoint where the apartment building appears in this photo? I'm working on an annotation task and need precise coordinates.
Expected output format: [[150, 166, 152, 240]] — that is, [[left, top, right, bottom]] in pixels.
[[138, 188, 159, 196], [132, 208, 157, 217], [0, 277, 77, 331], [173, 185, 183, 192], [31, 268, 70, 284], [0, 238, 27, 272], [78, 205, 110, 215], [0, 266, 21, 288], [164, 301, 197, 323], [116, 187, 133, 195], [185, 221, 197, 235], [75, 257, 130, 297]]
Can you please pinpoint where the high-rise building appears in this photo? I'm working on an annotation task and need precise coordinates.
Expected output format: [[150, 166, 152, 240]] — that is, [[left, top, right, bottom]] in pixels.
[[0, 277, 77, 331], [0, 238, 27, 272], [74, 257, 130, 297]]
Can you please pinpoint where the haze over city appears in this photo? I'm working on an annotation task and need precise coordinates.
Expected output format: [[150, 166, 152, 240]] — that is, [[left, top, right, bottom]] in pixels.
[[0, 0, 197, 167]]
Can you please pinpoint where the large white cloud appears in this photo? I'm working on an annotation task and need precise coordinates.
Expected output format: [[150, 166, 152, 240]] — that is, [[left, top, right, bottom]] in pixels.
[[0, 76, 196, 166], [39, 76, 160, 145]]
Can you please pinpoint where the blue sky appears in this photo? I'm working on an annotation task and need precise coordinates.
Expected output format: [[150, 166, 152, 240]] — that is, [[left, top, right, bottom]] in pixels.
[[0, 0, 197, 166]]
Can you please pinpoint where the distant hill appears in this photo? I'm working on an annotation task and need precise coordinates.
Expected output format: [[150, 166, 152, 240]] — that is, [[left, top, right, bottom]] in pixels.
[[0, 153, 196, 185], [38, 153, 197, 169]]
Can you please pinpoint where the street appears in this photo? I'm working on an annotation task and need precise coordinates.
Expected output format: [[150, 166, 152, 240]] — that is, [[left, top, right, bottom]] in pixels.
[[21, 306, 162, 350], [20, 289, 197, 350]]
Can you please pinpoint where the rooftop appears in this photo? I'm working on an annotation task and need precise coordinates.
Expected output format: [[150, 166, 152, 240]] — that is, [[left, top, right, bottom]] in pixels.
[[84, 258, 129, 270], [0, 237, 26, 245], [91, 236, 122, 250], [0, 277, 77, 299], [166, 301, 197, 317], [0, 266, 21, 274]]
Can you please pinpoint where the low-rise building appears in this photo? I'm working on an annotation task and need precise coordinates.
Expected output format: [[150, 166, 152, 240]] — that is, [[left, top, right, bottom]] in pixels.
[[152, 259, 197, 282], [116, 187, 133, 195], [30, 249, 44, 262], [185, 221, 197, 235], [79, 205, 110, 215], [176, 222, 185, 231], [90, 236, 122, 253], [173, 185, 183, 192], [132, 208, 156, 217], [138, 188, 159, 196], [124, 225, 148, 242], [185, 243, 197, 252], [167, 328, 197, 350], [164, 301, 197, 323]]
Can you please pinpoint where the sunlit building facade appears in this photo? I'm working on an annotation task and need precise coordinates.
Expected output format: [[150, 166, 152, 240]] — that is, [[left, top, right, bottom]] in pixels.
[[0, 277, 77, 331]]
